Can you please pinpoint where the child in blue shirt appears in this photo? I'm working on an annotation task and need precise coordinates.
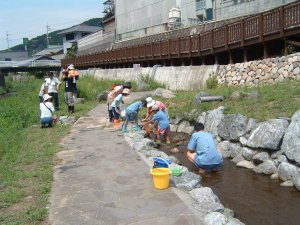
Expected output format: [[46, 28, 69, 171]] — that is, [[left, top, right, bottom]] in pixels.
[[187, 122, 223, 175], [123, 99, 147, 132], [143, 105, 171, 144], [111, 88, 130, 128]]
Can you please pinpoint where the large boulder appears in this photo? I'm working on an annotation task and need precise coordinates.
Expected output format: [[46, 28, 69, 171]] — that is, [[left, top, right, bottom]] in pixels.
[[170, 171, 201, 191], [278, 162, 299, 181], [177, 121, 194, 134], [190, 187, 224, 215], [281, 110, 300, 164], [204, 106, 225, 138], [205, 212, 245, 225], [218, 114, 248, 141], [246, 119, 289, 150], [152, 88, 176, 98], [253, 160, 277, 175]]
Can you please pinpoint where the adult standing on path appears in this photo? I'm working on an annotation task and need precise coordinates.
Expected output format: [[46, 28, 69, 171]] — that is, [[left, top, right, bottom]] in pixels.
[[62, 68, 75, 113], [45, 71, 61, 111], [67, 64, 79, 98]]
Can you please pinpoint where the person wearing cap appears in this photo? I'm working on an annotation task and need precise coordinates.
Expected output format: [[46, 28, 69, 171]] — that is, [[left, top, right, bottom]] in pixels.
[[45, 71, 61, 111], [111, 88, 130, 129], [187, 122, 223, 175], [107, 82, 132, 123], [122, 99, 147, 133], [142, 97, 169, 137], [142, 97, 168, 121], [38, 78, 48, 103], [143, 104, 171, 144], [40, 94, 55, 128], [67, 64, 79, 98], [62, 68, 75, 113]]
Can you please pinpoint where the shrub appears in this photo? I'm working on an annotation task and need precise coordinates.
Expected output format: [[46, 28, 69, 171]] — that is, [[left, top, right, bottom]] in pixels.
[[206, 72, 218, 89]]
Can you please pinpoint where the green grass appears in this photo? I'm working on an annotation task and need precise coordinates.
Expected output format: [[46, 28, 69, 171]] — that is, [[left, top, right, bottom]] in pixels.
[[0, 76, 111, 225], [155, 79, 300, 122]]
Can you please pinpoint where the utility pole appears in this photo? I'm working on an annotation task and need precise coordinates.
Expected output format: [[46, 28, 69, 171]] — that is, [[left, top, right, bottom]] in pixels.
[[46, 24, 51, 48], [6, 32, 10, 50]]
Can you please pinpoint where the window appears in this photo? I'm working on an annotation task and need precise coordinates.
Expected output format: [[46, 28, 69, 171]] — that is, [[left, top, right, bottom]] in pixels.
[[5, 58, 11, 61], [196, 0, 206, 10], [82, 32, 90, 37], [66, 33, 75, 41]]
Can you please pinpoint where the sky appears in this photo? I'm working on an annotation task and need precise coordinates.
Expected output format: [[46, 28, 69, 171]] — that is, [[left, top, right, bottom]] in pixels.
[[0, 0, 104, 51]]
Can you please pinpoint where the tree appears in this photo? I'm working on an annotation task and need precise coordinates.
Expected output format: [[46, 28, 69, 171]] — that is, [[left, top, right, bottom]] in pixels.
[[65, 43, 78, 59]]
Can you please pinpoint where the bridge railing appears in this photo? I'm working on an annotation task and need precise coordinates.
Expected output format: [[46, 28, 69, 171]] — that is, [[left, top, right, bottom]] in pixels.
[[62, 1, 300, 67]]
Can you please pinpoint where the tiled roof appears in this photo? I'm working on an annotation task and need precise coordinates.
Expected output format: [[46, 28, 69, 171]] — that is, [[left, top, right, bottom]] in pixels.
[[58, 25, 102, 35]]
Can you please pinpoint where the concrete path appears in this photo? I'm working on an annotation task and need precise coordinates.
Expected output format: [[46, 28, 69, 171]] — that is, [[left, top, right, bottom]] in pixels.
[[48, 92, 204, 225]]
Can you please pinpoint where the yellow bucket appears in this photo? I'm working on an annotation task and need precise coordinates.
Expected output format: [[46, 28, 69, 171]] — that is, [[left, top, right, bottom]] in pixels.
[[150, 168, 170, 189]]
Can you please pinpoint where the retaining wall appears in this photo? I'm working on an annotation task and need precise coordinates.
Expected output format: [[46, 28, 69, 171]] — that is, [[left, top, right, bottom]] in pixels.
[[217, 53, 300, 86], [79, 53, 300, 90], [81, 65, 218, 91]]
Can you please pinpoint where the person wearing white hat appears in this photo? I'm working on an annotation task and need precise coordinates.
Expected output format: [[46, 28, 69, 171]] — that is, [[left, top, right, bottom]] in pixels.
[[142, 104, 171, 144], [107, 82, 132, 122], [40, 94, 55, 128], [111, 88, 130, 129], [67, 64, 79, 98], [142, 97, 168, 122]]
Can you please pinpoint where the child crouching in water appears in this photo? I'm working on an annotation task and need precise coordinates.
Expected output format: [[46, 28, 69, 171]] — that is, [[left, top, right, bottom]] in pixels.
[[122, 99, 147, 133], [143, 104, 171, 144]]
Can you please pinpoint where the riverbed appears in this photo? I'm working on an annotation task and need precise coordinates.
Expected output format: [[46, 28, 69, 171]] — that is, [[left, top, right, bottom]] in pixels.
[[158, 133, 300, 225]]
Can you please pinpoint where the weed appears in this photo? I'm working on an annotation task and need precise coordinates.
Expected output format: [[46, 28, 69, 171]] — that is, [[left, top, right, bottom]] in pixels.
[[206, 72, 218, 89]]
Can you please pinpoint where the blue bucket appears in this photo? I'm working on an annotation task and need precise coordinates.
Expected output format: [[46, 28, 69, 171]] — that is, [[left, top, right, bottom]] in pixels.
[[152, 157, 171, 169]]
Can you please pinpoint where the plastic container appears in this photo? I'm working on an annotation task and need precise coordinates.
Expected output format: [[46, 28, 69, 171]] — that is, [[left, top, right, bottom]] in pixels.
[[150, 167, 170, 189]]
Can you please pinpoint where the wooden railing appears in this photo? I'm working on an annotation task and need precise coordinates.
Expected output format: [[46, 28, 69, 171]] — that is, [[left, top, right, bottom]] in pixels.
[[62, 2, 300, 67]]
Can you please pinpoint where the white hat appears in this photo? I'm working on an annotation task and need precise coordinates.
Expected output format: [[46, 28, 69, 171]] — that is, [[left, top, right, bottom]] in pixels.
[[146, 97, 153, 103], [147, 99, 156, 108], [151, 104, 159, 111], [43, 94, 52, 102], [67, 64, 75, 70], [122, 88, 130, 94]]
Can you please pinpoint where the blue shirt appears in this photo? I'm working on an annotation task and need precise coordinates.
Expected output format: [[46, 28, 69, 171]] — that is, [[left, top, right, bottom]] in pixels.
[[126, 101, 142, 112], [187, 131, 223, 166], [151, 111, 170, 130], [111, 94, 123, 108]]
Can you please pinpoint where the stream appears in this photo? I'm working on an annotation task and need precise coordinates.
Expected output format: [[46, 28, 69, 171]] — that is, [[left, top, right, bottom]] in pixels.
[[158, 133, 300, 225]]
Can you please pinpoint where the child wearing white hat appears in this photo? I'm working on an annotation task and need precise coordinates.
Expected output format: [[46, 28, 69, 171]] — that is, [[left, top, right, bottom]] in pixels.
[[142, 104, 171, 144], [111, 88, 130, 129]]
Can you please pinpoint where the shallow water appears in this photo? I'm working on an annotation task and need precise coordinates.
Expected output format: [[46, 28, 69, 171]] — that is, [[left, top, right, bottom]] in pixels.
[[158, 134, 300, 225]]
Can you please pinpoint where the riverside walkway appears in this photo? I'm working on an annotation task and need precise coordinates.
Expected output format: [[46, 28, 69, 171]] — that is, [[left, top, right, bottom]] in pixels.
[[48, 92, 204, 225]]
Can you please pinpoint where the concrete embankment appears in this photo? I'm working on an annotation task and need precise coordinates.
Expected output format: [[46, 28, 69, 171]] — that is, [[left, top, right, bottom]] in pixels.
[[80, 65, 218, 91]]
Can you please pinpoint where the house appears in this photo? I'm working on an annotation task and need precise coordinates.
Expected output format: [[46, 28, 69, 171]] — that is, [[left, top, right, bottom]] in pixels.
[[34, 45, 64, 60], [58, 25, 102, 54], [0, 51, 28, 61]]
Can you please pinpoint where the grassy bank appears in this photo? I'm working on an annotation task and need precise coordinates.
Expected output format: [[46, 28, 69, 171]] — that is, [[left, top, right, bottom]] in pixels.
[[0, 76, 113, 225], [158, 79, 300, 122]]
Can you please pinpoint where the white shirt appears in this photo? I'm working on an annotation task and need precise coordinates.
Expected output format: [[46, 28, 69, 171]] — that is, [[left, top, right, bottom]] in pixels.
[[39, 83, 46, 97], [45, 77, 61, 93], [40, 102, 55, 118]]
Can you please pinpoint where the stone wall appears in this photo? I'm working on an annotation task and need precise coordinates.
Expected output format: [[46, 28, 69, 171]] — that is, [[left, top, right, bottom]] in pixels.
[[217, 53, 300, 86]]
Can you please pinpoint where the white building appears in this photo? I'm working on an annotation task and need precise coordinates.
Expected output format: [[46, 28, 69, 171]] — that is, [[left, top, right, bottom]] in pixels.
[[58, 25, 102, 54], [115, 0, 298, 42]]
